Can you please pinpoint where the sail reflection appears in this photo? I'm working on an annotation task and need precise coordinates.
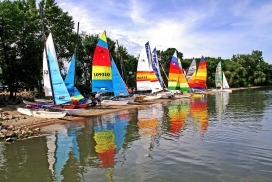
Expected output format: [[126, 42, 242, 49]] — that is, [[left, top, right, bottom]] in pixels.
[[137, 104, 163, 154], [44, 123, 83, 182], [215, 92, 230, 121], [190, 97, 209, 133], [93, 111, 130, 169], [168, 100, 190, 139]]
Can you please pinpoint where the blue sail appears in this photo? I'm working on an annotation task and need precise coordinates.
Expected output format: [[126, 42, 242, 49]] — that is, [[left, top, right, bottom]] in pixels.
[[64, 54, 76, 95], [47, 47, 71, 105], [111, 58, 129, 97], [152, 48, 164, 88], [64, 54, 85, 103]]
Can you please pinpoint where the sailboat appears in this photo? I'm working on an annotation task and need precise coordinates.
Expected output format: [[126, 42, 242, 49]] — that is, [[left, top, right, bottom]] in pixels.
[[167, 51, 181, 93], [152, 48, 174, 99], [136, 42, 162, 100], [17, 33, 68, 118], [63, 54, 88, 114], [188, 56, 207, 93], [213, 61, 232, 92], [91, 31, 130, 105], [167, 51, 191, 98]]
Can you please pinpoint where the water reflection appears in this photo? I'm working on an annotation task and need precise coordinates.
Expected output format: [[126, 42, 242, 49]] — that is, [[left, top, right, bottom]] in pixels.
[[137, 104, 163, 156], [215, 92, 230, 121], [93, 110, 131, 181], [189, 97, 209, 133], [44, 123, 83, 182], [167, 100, 189, 140], [0, 88, 272, 182]]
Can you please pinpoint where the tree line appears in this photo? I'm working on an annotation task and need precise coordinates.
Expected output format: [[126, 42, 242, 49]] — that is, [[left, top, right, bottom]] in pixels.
[[0, 0, 271, 100]]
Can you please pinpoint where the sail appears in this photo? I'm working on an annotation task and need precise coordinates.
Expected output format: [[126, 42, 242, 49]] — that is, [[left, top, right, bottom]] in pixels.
[[152, 48, 164, 88], [45, 34, 71, 105], [215, 61, 223, 89], [92, 31, 113, 93], [168, 51, 180, 91], [178, 58, 190, 93], [43, 33, 59, 97], [64, 54, 84, 103], [111, 58, 129, 96], [186, 58, 197, 81], [145, 42, 162, 93], [136, 47, 152, 91], [188, 56, 207, 91], [222, 72, 230, 89]]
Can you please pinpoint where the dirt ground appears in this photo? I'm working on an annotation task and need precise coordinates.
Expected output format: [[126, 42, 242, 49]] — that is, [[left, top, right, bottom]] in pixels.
[[0, 91, 173, 129]]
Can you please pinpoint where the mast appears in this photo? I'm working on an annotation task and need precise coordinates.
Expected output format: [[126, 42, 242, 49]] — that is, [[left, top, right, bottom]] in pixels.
[[39, 4, 55, 104], [73, 22, 80, 95], [116, 40, 125, 81]]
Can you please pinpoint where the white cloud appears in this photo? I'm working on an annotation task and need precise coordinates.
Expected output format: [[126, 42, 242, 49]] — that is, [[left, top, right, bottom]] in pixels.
[[54, 0, 272, 63]]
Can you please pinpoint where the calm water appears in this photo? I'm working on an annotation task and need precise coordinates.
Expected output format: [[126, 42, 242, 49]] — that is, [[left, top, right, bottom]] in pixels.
[[0, 87, 272, 182]]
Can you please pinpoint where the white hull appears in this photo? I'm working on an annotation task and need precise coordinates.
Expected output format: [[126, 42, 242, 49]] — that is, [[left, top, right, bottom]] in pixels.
[[62, 108, 84, 115], [101, 100, 129, 106], [157, 91, 174, 99], [143, 95, 162, 100], [17, 107, 67, 118], [34, 99, 53, 103], [212, 89, 232, 93], [173, 93, 192, 99]]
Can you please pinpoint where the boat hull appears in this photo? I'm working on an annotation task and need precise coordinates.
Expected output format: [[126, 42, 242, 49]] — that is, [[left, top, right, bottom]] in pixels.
[[17, 107, 67, 118]]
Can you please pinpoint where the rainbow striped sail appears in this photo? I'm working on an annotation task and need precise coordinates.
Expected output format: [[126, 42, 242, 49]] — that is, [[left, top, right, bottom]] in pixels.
[[178, 58, 190, 93], [91, 31, 113, 93], [168, 51, 180, 91], [188, 56, 207, 91]]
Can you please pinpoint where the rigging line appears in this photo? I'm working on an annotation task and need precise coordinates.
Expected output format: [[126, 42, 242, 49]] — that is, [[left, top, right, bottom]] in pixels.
[[39, 3, 55, 104]]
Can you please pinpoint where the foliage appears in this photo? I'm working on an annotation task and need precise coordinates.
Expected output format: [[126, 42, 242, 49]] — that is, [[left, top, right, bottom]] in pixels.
[[0, 0, 271, 102]]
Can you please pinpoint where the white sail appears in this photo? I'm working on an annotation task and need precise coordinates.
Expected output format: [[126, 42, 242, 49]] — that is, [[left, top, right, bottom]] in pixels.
[[43, 33, 59, 96], [222, 72, 230, 89], [136, 47, 152, 91], [186, 58, 197, 81]]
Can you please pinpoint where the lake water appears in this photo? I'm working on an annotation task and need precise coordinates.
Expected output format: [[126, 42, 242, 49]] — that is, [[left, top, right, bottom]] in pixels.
[[0, 87, 272, 182]]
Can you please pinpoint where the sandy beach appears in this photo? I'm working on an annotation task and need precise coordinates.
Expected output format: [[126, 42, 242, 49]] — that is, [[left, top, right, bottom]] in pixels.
[[1, 97, 173, 129]]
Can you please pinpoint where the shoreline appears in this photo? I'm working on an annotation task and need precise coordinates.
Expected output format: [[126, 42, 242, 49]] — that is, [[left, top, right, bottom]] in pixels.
[[0, 86, 265, 142]]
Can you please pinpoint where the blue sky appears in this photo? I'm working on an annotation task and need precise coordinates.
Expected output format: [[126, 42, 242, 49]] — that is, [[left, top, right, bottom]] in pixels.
[[55, 0, 272, 63]]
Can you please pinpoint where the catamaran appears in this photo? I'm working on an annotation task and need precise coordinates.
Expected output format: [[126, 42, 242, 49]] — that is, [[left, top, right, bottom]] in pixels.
[[188, 56, 207, 93], [213, 61, 232, 92], [136, 42, 163, 100], [91, 31, 131, 105], [18, 33, 69, 118]]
